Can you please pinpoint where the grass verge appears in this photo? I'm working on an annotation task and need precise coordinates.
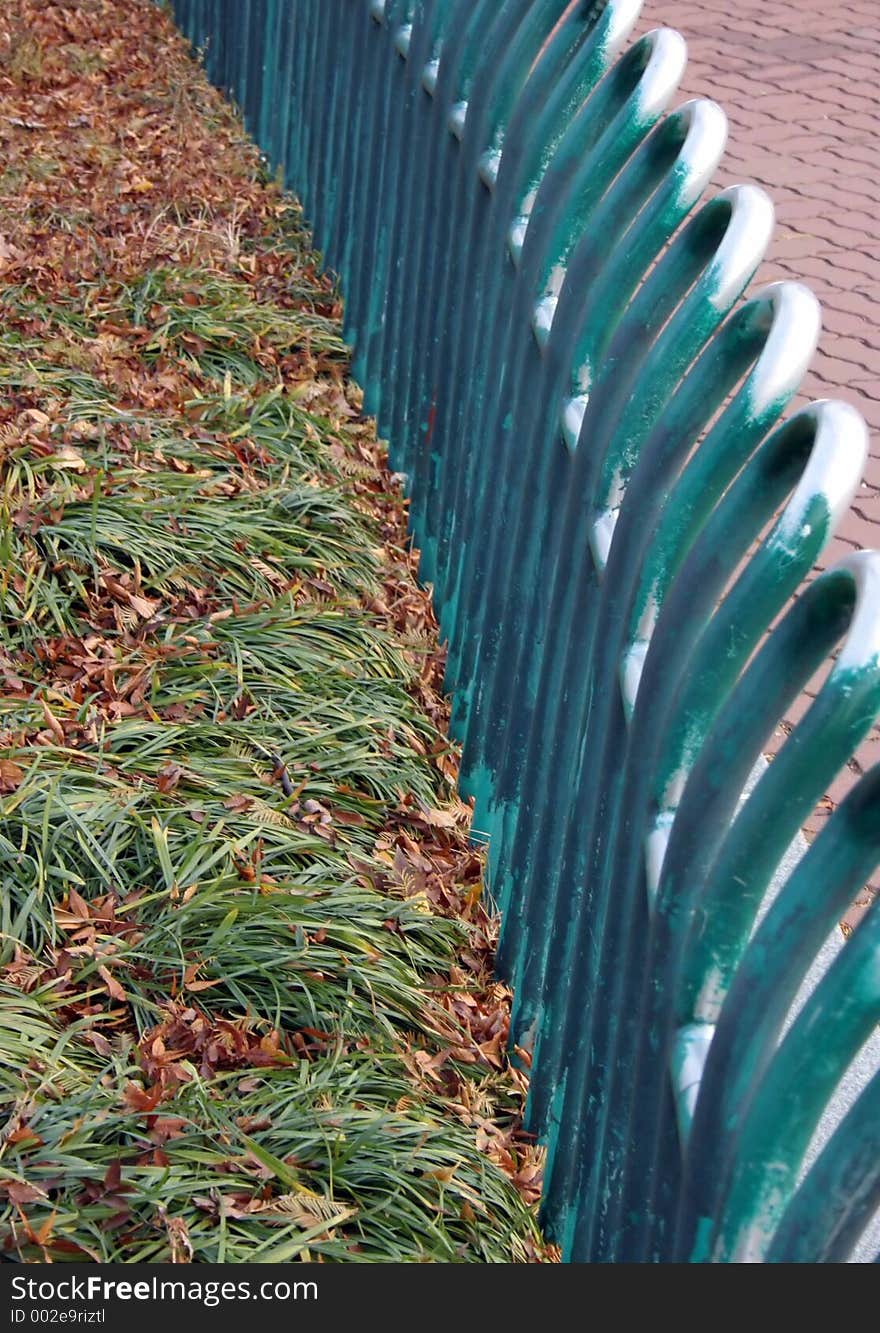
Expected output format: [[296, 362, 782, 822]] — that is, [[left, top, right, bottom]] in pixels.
[[0, 0, 549, 1263]]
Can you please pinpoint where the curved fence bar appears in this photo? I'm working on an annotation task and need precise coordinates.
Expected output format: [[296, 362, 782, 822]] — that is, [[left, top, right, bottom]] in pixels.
[[168, 0, 880, 1262]]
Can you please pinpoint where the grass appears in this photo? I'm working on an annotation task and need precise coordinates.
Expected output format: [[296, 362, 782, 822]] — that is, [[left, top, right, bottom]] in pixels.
[[0, 0, 549, 1263], [1, 990, 537, 1263], [0, 292, 547, 1260], [0, 283, 547, 1262]]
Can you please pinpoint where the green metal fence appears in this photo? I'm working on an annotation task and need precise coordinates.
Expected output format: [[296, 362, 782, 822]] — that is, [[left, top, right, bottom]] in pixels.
[[168, 0, 880, 1262]]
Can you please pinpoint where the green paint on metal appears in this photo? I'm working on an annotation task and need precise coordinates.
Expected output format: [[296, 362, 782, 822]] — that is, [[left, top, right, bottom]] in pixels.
[[166, 0, 880, 1265]]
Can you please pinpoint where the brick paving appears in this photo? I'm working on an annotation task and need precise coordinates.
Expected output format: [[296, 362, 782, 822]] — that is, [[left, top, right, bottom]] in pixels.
[[633, 2, 880, 921]]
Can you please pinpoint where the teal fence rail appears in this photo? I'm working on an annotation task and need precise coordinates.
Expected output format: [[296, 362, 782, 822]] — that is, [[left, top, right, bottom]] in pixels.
[[168, 0, 880, 1262]]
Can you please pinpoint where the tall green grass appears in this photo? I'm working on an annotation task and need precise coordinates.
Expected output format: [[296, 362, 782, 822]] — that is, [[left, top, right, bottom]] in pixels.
[[0, 269, 545, 1262]]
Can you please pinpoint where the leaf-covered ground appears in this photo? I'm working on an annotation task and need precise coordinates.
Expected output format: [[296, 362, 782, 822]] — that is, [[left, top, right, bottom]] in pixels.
[[0, 0, 551, 1263]]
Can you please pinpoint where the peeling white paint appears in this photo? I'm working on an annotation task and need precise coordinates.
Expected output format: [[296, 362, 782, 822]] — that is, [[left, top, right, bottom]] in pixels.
[[393, 23, 412, 58], [746, 282, 821, 419], [633, 29, 688, 123], [561, 393, 590, 451], [671, 1022, 716, 1143], [772, 400, 867, 554], [673, 98, 728, 208], [590, 507, 619, 572], [532, 294, 557, 347], [605, 0, 646, 59], [620, 639, 649, 718], [448, 100, 468, 139], [831, 550, 880, 674], [645, 811, 676, 903], [706, 184, 775, 312], [507, 215, 529, 267], [421, 58, 440, 95], [479, 147, 502, 190]]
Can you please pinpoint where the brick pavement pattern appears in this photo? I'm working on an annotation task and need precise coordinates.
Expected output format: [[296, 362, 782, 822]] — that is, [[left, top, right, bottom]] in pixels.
[[632, 2, 880, 920]]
